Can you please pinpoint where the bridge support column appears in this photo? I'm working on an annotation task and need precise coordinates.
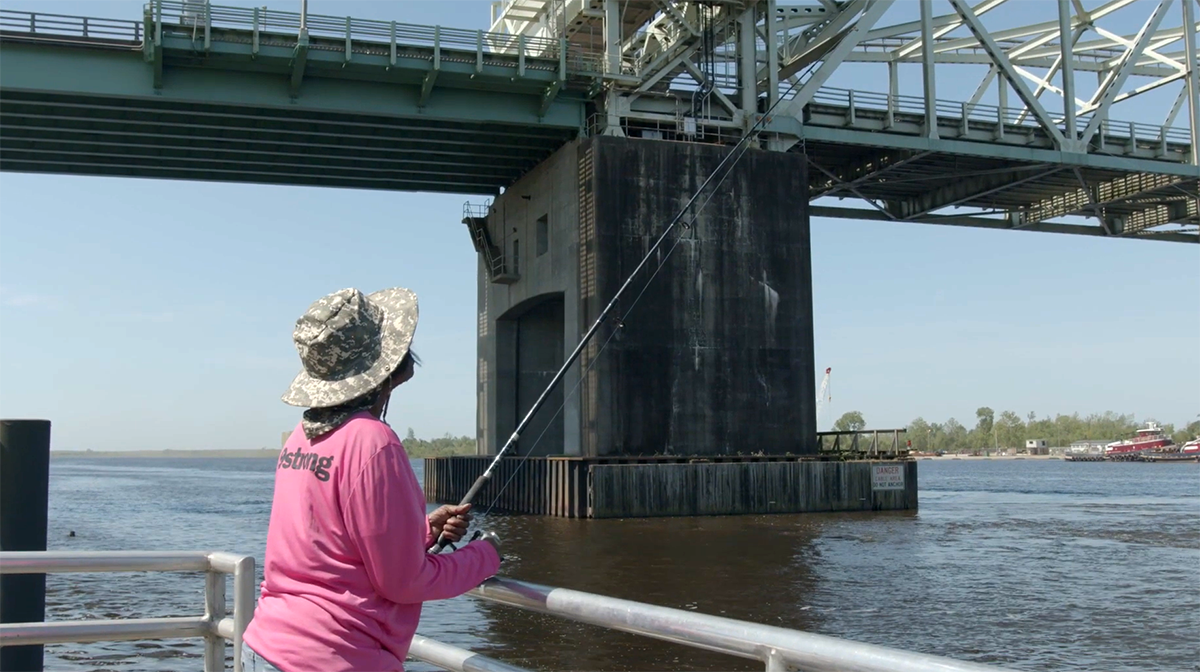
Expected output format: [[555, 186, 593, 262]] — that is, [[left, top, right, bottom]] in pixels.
[[474, 136, 815, 459], [453, 136, 918, 517], [604, 0, 621, 77]]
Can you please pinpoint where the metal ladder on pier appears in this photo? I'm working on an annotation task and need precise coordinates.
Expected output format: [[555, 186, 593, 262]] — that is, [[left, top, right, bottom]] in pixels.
[[463, 200, 519, 285]]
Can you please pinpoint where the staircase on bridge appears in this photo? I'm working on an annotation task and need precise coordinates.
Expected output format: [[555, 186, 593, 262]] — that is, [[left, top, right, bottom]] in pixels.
[[463, 200, 519, 284]]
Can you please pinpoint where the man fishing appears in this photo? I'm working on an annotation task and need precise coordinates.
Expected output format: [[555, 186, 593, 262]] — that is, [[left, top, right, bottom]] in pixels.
[[242, 287, 502, 672]]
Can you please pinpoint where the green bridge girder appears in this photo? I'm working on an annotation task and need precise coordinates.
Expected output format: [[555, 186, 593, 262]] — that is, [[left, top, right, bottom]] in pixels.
[[0, 2, 1195, 242], [0, 6, 592, 194]]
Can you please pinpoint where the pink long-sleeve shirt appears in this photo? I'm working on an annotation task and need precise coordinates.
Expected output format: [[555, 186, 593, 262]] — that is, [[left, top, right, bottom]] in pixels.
[[242, 412, 501, 672]]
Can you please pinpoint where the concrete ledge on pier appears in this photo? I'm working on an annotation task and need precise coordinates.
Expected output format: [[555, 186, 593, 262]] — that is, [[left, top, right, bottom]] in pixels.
[[423, 456, 917, 518]]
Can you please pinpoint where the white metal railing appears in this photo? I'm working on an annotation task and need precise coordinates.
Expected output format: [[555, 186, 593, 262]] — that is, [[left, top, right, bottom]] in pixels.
[[0, 551, 256, 672], [469, 576, 1020, 672], [0, 551, 1021, 672], [614, 69, 1187, 155], [143, 0, 601, 74], [0, 550, 533, 672], [848, 35, 1129, 67], [807, 85, 1191, 148], [409, 635, 533, 672], [0, 8, 143, 44]]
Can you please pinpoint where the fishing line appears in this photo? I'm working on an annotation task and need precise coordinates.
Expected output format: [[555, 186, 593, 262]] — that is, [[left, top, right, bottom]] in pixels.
[[429, 67, 810, 554], [479, 203, 703, 515], [480, 215, 701, 515], [479, 317, 622, 517]]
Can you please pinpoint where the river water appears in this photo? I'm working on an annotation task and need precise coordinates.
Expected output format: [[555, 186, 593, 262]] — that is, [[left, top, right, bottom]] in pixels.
[[38, 456, 1199, 672]]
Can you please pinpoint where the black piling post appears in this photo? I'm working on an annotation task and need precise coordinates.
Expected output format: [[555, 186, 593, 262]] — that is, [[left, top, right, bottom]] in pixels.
[[0, 419, 51, 672]]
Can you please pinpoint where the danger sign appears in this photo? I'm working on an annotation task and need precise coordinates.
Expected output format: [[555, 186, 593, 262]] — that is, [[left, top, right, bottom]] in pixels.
[[871, 464, 905, 491]]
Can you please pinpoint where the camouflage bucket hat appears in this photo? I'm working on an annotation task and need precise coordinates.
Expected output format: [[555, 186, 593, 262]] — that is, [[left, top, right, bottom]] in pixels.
[[281, 287, 418, 409]]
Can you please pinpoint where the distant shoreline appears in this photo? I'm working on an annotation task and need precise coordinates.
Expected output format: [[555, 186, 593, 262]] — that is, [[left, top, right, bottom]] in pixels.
[[52, 449, 281, 459], [917, 454, 1058, 460], [50, 447, 475, 459], [53, 450, 1065, 461]]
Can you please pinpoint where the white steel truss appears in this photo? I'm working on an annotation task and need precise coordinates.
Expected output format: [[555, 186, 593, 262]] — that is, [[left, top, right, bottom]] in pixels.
[[490, 0, 1200, 241]]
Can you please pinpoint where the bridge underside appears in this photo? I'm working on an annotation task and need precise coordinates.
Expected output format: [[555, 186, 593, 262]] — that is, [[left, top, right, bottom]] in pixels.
[[5, 92, 1192, 240], [612, 103, 1198, 241], [0, 3, 1196, 242], [0, 89, 576, 194], [0, 27, 585, 194], [801, 142, 1199, 238], [4, 85, 1194, 238]]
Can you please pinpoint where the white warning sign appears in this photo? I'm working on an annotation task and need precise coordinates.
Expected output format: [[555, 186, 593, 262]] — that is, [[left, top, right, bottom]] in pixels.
[[871, 463, 905, 491]]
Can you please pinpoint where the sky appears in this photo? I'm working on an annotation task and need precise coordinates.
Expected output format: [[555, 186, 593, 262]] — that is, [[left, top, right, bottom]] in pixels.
[[0, 0, 1197, 451]]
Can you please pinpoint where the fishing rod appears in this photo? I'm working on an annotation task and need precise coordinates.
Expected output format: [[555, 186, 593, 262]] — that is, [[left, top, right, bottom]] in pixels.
[[429, 73, 806, 555]]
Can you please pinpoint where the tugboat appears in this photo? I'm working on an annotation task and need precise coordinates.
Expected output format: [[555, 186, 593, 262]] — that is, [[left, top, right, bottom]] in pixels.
[[1104, 421, 1173, 461], [1141, 437, 1200, 463]]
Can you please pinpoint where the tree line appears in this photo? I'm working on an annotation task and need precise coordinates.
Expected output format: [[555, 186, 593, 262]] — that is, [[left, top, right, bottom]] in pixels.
[[402, 428, 477, 457], [401, 410, 1200, 458], [832, 409, 1200, 454]]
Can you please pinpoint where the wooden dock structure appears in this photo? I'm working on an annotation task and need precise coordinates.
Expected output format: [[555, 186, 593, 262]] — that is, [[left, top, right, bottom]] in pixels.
[[423, 454, 918, 518]]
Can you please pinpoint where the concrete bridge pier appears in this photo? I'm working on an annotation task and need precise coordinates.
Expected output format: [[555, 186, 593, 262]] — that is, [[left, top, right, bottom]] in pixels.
[[473, 135, 815, 459], [435, 136, 918, 517]]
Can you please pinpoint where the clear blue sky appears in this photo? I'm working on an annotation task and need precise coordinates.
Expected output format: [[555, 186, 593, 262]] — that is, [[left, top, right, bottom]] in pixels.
[[1, 1, 1197, 451]]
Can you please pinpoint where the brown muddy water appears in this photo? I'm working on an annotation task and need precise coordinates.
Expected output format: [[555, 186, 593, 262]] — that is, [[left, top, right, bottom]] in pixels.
[[41, 457, 1199, 671]]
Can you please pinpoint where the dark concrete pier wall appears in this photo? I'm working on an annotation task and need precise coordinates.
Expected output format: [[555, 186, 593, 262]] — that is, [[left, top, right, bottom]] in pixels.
[[475, 136, 815, 458], [514, 295, 565, 456], [582, 136, 814, 456], [476, 141, 582, 457]]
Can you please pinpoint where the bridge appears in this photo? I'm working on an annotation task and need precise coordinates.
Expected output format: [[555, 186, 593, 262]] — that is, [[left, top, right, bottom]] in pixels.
[[1, 0, 1195, 240], [1, 0, 1197, 516]]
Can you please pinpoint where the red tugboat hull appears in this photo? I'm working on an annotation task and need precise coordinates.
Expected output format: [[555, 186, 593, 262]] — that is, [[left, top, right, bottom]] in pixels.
[[1105, 422, 1173, 460]]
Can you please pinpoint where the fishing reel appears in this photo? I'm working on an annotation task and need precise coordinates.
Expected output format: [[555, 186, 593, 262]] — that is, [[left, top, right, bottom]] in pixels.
[[430, 528, 503, 562], [469, 529, 505, 562]]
